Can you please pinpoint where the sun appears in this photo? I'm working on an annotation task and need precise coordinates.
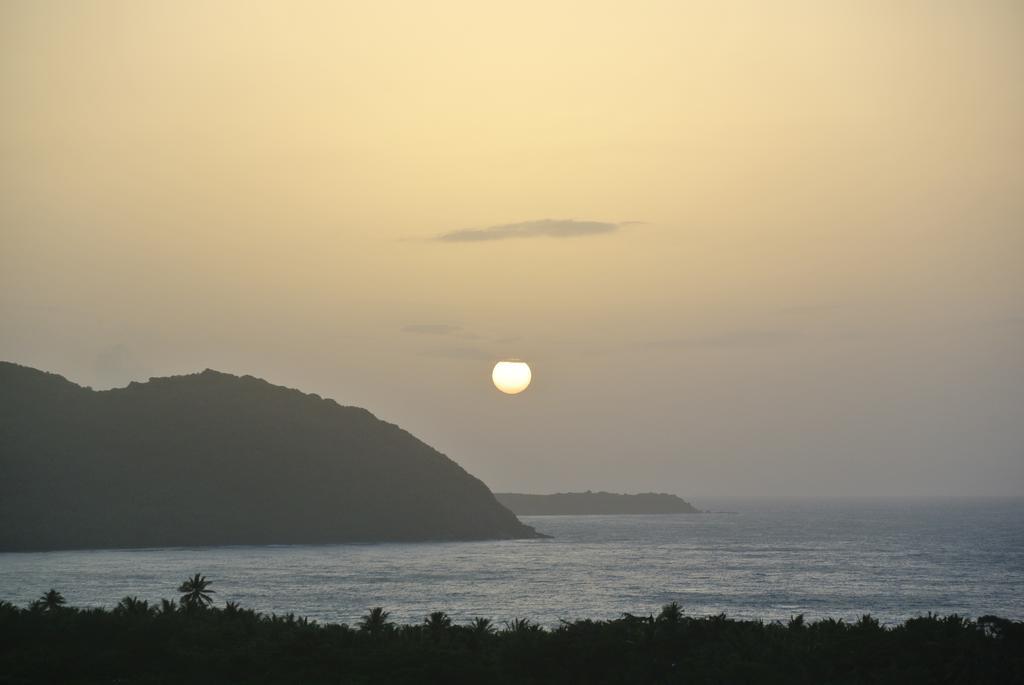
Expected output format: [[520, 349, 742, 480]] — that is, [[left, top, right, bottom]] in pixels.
[[492, 360, 531, 395]]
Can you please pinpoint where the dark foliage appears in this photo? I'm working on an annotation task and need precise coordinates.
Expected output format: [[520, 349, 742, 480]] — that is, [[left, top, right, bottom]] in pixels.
[[1, 594, 1020, 684], [0, 362, 540, 551]]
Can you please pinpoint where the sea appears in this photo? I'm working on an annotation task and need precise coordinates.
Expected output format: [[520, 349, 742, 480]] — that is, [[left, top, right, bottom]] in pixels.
[[1, 497, 1021, 627]]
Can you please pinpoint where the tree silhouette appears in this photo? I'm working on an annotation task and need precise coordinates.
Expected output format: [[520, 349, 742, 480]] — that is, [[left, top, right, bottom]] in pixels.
[[358, 607, 391, 636], [115, 596, 152, 617], [177, 574, 214, 610], [424, 611, 452, 641], [504, 617, 541, 634], [35, 589, 65, 612], [1, 596, 1020, 683], [470, 617, 495, 635], [657, 601, 682, 624]]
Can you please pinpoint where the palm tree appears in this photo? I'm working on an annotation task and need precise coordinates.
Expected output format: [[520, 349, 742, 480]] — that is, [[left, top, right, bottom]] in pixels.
[[424, 611, 452, 641], [470, 617, 495, 636], [657, 601, 682, 624], [425, 611, 451, 629], [856, 614, 881, 632], [115, 596, 151, 617], [358, 607, 391, 636], [177, 574, 214, 610], [504, 617, 541, 634], [36, 589, 66, 612], [158, 598, 178, 615]]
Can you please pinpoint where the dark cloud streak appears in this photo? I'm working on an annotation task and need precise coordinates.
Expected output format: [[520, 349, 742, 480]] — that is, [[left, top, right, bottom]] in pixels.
[[402, 324, 462, 335], [435, 219, 627, 242]]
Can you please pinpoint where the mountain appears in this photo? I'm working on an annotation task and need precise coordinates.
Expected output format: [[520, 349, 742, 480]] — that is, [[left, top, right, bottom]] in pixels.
[[0, 362, 541, 551], [495, 491, 701, 515]]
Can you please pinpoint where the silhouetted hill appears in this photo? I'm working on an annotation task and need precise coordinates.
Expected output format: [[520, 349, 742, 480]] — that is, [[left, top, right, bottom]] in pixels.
[[495, 491, 701, 515], [0, 362, 541, 551]]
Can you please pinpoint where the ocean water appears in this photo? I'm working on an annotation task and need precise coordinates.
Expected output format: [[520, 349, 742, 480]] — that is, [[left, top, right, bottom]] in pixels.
[[1, 498, 1021, 627]]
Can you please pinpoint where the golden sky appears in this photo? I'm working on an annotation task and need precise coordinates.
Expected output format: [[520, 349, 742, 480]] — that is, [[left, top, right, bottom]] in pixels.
[[2, 0, 1022, 496]]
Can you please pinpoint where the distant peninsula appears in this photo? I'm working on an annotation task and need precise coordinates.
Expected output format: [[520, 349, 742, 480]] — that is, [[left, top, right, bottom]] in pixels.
[[495, 491, 701, 515], [0, 362, 542, 551]]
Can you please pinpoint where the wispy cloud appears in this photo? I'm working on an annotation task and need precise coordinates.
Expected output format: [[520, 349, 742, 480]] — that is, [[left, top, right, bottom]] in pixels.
[[435, 219, 632, 242], [402, 324, 462, 335]]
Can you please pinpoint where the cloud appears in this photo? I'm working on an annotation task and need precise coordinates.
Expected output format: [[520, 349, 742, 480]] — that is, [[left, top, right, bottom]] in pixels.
[[402, 324, 462, 335], [435, 219, 629, 242]]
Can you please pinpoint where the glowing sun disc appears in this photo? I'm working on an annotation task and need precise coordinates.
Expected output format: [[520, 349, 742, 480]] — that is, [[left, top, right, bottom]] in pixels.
[[492, 360, 531, 394]]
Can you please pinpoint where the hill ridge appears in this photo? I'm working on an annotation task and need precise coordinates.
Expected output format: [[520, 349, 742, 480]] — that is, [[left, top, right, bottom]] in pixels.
[[0, 361, 541, 551]]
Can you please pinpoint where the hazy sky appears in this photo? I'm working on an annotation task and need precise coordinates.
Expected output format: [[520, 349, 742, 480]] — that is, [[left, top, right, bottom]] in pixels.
[[2, 1, 1022, 497]]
